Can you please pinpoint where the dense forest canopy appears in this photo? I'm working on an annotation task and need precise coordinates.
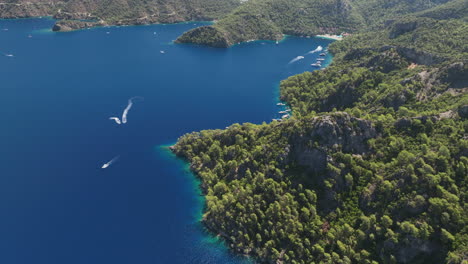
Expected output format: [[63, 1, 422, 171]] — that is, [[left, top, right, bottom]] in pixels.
[[176, 0, 468, 47]]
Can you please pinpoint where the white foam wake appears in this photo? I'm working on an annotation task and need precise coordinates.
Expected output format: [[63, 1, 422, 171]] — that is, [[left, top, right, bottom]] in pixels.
[[289, 56, 305, 64], [2, 52, 14, 57], [109, 96, 143, 125], [109, 117, 121, 124], [102, 156, 120, 169], [121, 96, 143, 124], [307, 45, 323, 54]]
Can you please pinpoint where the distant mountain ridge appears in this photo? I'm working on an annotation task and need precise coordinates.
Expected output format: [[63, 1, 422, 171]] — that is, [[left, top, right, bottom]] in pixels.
[[0, 0, 241, 31]]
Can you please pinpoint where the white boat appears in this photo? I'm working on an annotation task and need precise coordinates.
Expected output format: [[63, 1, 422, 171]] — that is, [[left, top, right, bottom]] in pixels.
[[279, 111, 287, 114], [277, 102, 285, 106], [311, 63, 321, 67], [160, 50, 165, 54], [319, 53, 326, 56], [282, 114, 290, 119], [317, 58, 325, 61]]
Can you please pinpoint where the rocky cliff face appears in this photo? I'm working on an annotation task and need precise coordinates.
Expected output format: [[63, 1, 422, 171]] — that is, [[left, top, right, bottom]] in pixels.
[[388, 20, 419, 39], [401, 61, 468, 100], [290, 113, 376, 173], [286, 113, 376, 210], [378, 45, 444, 66]]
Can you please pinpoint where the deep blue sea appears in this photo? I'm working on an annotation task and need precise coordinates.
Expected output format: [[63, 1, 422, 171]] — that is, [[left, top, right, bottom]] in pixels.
[[0, 18, 333, 264]]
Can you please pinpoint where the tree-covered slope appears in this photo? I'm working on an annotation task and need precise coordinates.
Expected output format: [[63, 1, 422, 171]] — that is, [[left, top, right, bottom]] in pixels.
[[350, 0, 453, 27], [0, 0, 241, 31], [0, 0, 65, 19], [172, 15, 468, 264], [177, 0, 364, 47], [176, 0, 464, 47], [412, 0, 468, 21]]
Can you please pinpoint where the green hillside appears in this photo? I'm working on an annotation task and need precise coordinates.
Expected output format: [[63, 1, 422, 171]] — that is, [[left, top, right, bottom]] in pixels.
[[176, 0, 466, 47], [172, 15, 468, 264], [177, 0, 364, 47]]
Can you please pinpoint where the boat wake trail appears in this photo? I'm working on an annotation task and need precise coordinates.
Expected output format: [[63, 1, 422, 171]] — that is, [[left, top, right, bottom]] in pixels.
[[1, 51, 14, 57], [307, 45, 323, 54], [288, 56, 305, 64], [102, 156, 120, 169], [109, 117, 122, 124], [109, 96, 144, 125], [122, 96, 144, 124]]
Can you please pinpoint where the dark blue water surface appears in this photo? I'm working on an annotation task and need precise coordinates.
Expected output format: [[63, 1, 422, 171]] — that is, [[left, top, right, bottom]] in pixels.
[[0, 18, 333, 264]]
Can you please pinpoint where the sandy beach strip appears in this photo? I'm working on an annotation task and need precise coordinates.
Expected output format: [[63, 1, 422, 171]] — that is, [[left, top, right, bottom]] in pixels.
[[315, 34, 343, 41]]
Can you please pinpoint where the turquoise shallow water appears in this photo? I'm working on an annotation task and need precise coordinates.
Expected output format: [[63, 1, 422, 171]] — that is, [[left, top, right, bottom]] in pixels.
[[0, 18, 333, 264]]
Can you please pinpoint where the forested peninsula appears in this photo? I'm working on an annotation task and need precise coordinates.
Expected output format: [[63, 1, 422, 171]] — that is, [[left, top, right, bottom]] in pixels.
[[172, 1, 468, 263]]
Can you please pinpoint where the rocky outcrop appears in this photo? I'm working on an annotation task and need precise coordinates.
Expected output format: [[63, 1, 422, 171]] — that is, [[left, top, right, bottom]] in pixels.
[[285, 112, 376, 212], [458, 105, 468, 119], [380, 45, 444, 65], [366, 49, 409, 73], [402, 61, 468, 100], [394, 237, 441, 264], [289, 112, 376, 172], [389, 20, 419, 39], [440, 62, 468, 89]]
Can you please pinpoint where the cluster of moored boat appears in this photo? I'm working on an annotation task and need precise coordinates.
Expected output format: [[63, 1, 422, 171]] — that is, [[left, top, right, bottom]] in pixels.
[[273, 103, 291, 121], [271, 46, 332, 122], [311, 49, 328, 67]]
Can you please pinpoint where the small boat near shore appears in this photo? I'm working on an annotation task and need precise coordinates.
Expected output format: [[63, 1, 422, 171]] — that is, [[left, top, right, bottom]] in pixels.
[[319, 53, 326, 56], [282, 114, 290, 119], [317, 58, 325, 61], [277, 102, 285, 106], [311, 63, 321, 67]]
